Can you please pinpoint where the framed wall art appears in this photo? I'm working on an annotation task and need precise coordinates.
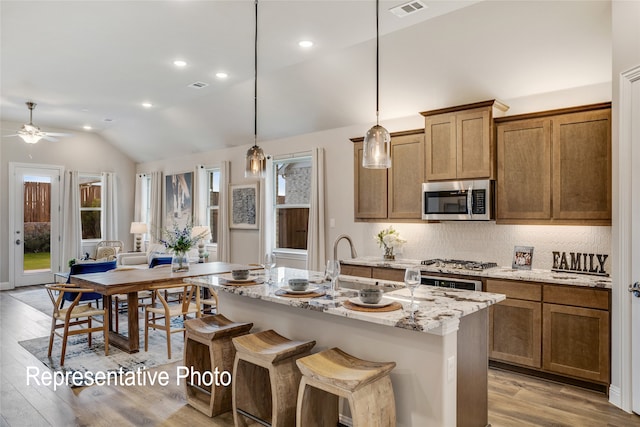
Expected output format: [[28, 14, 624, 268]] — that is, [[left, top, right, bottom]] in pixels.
[[164, 172, 194, 228], [512, 246, 534, 270], [230, 183, 259, 229]]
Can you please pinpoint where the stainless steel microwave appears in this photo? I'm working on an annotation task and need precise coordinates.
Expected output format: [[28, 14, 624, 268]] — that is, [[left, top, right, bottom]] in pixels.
[[422, 179, 493, 221]]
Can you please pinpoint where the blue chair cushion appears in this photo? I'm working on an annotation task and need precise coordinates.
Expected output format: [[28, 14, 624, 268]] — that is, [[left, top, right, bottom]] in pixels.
[[149, 256, 172, 269], [64, 260, 117, 304]]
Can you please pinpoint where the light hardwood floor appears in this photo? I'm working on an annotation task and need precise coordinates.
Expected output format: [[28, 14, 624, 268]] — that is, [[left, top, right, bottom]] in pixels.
[[1, 287, 638, 427]]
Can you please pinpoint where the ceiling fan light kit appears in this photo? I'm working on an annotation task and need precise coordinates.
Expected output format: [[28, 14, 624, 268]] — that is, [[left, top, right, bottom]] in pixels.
[[6, 101, 71, 144], [362, 0, 391, 169], [245, 0, 267, 179]]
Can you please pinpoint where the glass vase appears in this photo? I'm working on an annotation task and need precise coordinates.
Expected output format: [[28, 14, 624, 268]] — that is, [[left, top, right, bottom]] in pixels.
[[384, 246, 395, 261], [171, 251, 190, 273]]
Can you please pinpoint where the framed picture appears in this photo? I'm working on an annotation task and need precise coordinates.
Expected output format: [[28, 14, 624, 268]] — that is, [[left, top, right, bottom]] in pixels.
[[512, 246, 534, 270], [164, 172, 194, 228], [230, 183, 259, 229]]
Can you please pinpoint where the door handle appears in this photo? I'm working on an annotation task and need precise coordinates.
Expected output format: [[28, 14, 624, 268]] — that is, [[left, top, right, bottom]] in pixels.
[[15, 239, 21, 245], [630, 282, 640, 298]]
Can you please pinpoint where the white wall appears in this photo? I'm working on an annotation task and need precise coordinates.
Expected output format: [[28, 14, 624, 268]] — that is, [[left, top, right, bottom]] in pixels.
[[0, 120, 136, 285]]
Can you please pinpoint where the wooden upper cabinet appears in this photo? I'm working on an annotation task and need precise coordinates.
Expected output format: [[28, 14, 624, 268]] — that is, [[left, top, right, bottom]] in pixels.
[[422, 100, 508, 181], [552, 109, 611, 221], [495, 103, 611, 225], [352, 129, 424, 221], [388, 133, 425, 219], [496, 119, 552, 220], [354, 141, 387, 219]]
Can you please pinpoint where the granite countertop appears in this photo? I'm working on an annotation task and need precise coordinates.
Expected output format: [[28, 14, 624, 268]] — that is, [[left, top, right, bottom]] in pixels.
[[340, 256, 612, 289], [186, 268, 506, 337]]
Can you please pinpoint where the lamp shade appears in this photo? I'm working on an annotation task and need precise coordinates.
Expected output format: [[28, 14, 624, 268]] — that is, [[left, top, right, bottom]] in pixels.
[[191, 225, 211, 241], [362, 124, 391, 168], [130, 222, 148, 234]]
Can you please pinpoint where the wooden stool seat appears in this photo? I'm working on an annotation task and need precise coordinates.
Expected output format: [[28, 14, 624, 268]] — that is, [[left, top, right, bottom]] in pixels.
[[183, 314, 253, 417], [296, 347, 395, 392], [296, 348, 396, 427], [232, 329, 316, 427]]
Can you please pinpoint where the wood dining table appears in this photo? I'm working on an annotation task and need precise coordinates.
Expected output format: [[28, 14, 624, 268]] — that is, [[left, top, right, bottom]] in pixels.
[[69, 261, 250, 353]]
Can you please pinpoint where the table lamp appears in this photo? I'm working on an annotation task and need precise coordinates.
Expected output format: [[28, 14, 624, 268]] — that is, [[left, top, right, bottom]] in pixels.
[[130, 222, 148, 252], [191, 226, 211, 263]]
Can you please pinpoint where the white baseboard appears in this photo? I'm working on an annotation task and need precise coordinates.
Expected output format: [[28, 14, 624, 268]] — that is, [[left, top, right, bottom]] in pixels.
[[0, 282, 13, 291], [609, 384, 622, 409], [338, 414, 353, 427]]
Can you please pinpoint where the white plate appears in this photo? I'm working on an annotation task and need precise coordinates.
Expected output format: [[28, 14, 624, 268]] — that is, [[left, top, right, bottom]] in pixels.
[[348, 297, 393, 308], [223, 276, 263, 284], [282, 285, 320, 294]]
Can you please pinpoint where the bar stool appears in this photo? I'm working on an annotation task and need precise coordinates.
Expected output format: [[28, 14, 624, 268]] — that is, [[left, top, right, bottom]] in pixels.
[[295, 347, 396, 427], [232, 329, 316, 427], [183, 315, 253, 417]]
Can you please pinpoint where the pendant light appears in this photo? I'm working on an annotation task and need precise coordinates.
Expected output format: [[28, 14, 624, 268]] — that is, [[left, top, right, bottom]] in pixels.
[[362, 0, 391, 169], [245, 0, 266, 178]]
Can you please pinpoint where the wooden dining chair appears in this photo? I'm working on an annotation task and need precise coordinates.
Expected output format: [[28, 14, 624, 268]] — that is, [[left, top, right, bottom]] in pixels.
[[45, 284, 109, 366], [144, 283, 201, 359], [201, 287, 219, 315]]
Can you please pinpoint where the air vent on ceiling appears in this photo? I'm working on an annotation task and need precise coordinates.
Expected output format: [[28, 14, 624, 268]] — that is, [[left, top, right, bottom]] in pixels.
[[389, 0, 427, 18], [188, 81, 209, 89]]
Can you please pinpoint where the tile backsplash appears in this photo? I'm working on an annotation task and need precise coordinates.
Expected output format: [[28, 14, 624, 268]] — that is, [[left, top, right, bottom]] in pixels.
[[362, 222, 612, 273]]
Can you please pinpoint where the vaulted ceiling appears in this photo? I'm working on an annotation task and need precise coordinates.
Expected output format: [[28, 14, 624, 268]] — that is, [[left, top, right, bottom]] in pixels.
[[1, 1, 611, 163]]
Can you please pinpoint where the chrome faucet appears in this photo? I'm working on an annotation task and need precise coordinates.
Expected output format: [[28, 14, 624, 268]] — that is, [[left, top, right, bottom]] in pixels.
[[333, 234, 358, 261]]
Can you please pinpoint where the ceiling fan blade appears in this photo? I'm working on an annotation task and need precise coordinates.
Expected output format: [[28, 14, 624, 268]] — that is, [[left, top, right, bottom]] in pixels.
[[3, 134, 19, 138], [42, 135, 59, 142], [43, 132, 72, 137]]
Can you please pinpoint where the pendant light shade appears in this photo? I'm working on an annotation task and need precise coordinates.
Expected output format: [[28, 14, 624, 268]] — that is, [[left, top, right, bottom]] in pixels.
[[245, 0, 266, 178], [362, 0, 391, 169]]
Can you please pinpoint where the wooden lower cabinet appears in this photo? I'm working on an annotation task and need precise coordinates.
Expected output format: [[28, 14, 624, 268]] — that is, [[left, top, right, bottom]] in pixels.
[[339, 264, 372, 278], [487, 278, 610, 386], [542, 303, 610, 383], [489, 299, 541, 368]]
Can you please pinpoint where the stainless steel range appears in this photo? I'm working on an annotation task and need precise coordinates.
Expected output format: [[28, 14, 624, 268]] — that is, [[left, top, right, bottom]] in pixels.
[[419, 259, 498, 291]]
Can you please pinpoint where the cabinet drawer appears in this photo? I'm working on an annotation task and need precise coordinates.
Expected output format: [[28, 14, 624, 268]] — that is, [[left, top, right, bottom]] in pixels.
[[486, 279, 542, 301], [372, 267, 405, 282], [340, 264, 372, 278], [543, 285, 609, 310]]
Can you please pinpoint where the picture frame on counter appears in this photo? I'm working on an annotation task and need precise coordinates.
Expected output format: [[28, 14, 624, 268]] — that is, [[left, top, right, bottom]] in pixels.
[[230, 182, 259, 229], [512, 246, 533, 270]]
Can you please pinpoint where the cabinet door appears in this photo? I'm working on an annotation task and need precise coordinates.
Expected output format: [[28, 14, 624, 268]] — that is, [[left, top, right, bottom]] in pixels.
[[354, 142, 387, 219], [340, 264, 372, 278], [371, 267, 405, 282], [457, 109, 492, 179], [552, 109, 611, 221], [489, 299, 542, 368], [425, 113, 457, 180], [543, 303, 610, 383], [497, 119, 551, 220], [388, 133, 424, 219]]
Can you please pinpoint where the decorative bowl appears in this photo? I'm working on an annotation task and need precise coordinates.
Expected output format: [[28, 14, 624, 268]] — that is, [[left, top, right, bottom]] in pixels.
[[288, 278, 309, 291], [231, 269, 250, 280], [359, 288, 383, 304]]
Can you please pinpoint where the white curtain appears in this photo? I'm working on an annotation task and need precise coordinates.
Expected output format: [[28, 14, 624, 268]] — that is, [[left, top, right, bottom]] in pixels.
[[62, 170, 81, 266], [217, 161, 231, 262], [193, 165, 208, 225], [134, 173, 146, 222], [102, 172, 118, 240], [306, 147, 326, 271], [260, 157, 275, 262], [148, 171, 163, 242]]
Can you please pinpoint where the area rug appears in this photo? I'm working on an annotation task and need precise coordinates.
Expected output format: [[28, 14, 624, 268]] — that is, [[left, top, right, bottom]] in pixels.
[[14, 287, 189, 387]]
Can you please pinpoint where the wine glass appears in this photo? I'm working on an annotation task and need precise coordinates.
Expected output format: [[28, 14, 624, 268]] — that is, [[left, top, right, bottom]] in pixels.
[[325, 260, 341, 299], [262, 252, 276, 285], [404, 266, 421, 322]]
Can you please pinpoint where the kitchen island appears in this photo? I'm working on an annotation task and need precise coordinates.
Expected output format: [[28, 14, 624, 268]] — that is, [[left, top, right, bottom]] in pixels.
[[187, 268, 505, 427]]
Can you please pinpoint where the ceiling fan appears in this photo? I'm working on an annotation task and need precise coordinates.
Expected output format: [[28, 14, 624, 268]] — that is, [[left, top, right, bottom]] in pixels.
[[5, 101, 71, 143]]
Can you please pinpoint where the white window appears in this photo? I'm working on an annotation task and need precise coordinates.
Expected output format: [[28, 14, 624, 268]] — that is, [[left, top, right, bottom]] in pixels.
[[79, 174, 102, 241], [272, 156, 312, 251], [207, 168, 220, 244]]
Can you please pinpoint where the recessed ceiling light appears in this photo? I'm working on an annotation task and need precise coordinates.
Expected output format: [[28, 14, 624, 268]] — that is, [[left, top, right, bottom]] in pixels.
[[215, 72, 228, 79], [142, 102, 153, 108], [83, 125, 92, 130], [298, 40, 313, 48], [173, 60, 187, 67]]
